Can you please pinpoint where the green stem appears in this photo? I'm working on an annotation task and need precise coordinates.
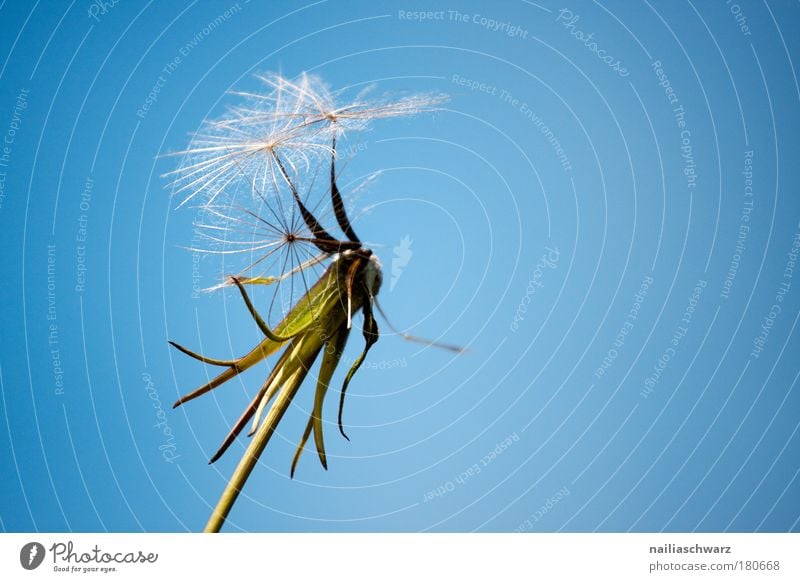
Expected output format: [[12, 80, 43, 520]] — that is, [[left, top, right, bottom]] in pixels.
[[204, 364, 308, 533]]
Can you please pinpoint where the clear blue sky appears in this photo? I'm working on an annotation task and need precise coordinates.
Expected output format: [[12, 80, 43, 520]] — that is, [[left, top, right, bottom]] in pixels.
[[1, 0, 799, 532]]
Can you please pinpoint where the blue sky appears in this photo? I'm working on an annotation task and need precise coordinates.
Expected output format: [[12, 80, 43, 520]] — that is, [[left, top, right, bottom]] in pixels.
[[1, 0, 799, 532]]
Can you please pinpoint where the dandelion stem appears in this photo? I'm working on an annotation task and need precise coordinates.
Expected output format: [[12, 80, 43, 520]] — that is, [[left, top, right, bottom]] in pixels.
[[204, 343, 318, 532]]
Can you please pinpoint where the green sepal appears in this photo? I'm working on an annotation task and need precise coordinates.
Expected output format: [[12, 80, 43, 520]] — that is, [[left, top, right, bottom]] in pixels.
[[290, 324, 351, 477], [338, 291, 379, 440]]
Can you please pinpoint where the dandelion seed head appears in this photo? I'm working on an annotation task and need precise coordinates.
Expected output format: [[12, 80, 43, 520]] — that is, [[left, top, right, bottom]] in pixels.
[[166, 72, 445, 318], [166, 72, 445, 209]]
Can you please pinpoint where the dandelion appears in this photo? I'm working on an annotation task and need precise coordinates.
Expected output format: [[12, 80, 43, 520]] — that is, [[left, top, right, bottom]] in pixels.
[[165, 73, 457, 532]]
